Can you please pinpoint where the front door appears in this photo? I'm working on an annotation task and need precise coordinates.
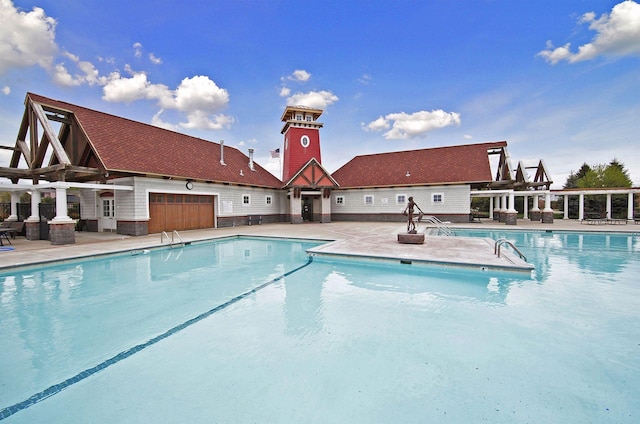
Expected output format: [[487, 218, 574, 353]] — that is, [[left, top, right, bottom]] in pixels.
[[302, 197, 313, 222], [99, 197, 116, 232]]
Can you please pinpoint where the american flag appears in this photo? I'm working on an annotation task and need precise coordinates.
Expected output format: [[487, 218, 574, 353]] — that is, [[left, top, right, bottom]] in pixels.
[[270, 148, 280, 158]]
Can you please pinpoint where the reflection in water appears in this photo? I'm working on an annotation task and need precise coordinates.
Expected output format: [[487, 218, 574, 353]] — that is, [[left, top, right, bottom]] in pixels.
[[281, 258, 527, 339], [455, 230, 639, 281], [0, 237, 321, 409]]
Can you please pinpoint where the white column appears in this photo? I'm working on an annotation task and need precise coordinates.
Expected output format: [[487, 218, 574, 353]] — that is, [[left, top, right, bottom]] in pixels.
[[606, 193, 612, 219], [628, 192, 634, 221], [489, 196, 494, 219], [26, 189, 41, 222], [531, 194, 540, 213], [508, 191, 517, 213], [501, 194, 508, 213], [523, 195, 529, 219], [51, 187, 73, 223], [563, 195, 569, 219], [579, 193, 585, 221], [7, 192, 20, 221], [543, 192, 553, 213]]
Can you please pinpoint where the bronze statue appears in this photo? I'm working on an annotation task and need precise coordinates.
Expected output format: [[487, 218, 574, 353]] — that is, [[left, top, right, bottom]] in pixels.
[[402, 196, 424, 233]]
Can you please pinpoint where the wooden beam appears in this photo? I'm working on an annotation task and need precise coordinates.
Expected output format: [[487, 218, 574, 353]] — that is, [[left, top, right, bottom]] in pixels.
[[17, 140, 32, 168], [29, 99, 71, 165], [10, 110, 29, 168], [34, 133, 50, 168]]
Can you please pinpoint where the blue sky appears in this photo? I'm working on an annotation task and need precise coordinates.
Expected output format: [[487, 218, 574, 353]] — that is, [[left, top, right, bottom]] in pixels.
[[1, 0, 639, 188]]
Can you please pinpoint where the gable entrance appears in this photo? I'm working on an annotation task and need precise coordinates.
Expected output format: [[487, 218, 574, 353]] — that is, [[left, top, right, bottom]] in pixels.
[[283, 158, 339, 224]]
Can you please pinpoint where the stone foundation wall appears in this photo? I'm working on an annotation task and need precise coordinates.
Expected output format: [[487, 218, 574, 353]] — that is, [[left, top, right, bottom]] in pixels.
[[49, 222, 75, 245], [117, 220, 148, 236], [217, 214, 285, 228], [542, 211, 554, 224], [25, 221, 40, 241]]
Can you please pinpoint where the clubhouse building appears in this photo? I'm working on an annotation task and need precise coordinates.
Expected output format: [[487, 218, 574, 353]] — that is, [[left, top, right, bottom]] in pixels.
[[1, 92, 559, 245]]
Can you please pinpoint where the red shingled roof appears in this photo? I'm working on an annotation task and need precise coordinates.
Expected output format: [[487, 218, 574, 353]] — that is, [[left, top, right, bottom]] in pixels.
[[27, 93, 283, 188], [331, 141, 506, 188]]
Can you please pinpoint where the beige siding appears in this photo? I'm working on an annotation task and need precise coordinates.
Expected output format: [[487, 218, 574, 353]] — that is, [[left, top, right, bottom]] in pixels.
[[332, 185, 471, 215], [110, 176, 285, 220]]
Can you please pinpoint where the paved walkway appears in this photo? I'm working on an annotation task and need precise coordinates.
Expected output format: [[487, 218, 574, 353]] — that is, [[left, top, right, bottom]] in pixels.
[[0, 219, 638, 271]]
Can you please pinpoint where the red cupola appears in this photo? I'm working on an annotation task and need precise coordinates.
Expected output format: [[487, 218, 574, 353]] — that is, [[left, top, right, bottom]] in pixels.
[[280, 105, 323, 182]]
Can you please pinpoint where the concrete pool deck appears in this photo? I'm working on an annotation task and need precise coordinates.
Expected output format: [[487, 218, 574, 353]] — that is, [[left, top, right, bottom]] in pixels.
[[0, 219, 638, 271]]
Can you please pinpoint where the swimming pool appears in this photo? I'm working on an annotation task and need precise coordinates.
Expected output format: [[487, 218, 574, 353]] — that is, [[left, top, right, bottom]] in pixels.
[[1, 232, 638, 423]]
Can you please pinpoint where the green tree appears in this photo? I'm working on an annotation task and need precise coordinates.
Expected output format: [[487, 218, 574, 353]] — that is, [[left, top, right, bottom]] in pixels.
[[573, 160, 632, 189], [602, 158, 632, 188], [564, 159, 633, 218], [564, 163, 591, 189]]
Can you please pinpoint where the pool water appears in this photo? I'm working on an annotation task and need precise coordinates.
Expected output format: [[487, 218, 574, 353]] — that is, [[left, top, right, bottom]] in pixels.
[[1, 232, 639, 423]]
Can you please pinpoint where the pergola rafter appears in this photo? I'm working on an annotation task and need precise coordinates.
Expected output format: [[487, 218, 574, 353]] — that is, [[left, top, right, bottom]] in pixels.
[[2, 96, 105, 184]]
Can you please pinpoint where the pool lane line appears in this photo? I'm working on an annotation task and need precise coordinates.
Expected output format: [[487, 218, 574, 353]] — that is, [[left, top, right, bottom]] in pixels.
[[0, 256, 314, 421]]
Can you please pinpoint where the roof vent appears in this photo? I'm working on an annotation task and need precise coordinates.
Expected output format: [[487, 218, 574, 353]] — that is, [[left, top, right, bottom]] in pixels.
[[248, 148, 255, 171], [220, 140, 226, 166]]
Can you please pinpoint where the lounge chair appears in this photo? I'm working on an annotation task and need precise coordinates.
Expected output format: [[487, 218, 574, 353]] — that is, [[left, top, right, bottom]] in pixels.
[[582, 212, 606, 225]]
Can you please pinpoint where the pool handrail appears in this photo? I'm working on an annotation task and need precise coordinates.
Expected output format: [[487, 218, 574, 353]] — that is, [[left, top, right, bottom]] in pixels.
[[161, 230, 185, 247], [494, 238, 527, 262], [421, 215, 455, 236]]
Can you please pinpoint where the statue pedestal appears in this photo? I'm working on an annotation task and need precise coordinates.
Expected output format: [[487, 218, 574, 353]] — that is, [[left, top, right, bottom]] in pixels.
[[398, 233, 425, 244]]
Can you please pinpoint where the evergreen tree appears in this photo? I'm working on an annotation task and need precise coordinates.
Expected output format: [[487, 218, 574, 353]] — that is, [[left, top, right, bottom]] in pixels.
[[563, 160, 633, 218], [564, 163, 591, 189]]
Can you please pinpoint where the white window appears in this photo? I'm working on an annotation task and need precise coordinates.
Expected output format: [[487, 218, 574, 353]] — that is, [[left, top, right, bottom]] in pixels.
[[266, 195, 272, 205], [306, 114, 312, 122], [296, 113, 303, 121], [242, 194, 251, 206], [397, 194, 407, 205], [300, 135, 310, 148], [102, 199, 114, 217], [335, 196, 345, 205], [364, 195, 374, 205], [432, 193, 444, 204]]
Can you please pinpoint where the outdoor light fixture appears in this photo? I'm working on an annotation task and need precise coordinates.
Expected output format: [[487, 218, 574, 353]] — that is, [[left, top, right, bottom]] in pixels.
[[406, 171, 411, 177]]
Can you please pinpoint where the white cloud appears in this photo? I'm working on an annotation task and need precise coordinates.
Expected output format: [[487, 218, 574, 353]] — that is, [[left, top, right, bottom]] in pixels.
[[149, 53, 162, 65], [538, 0, 640, 64], [358, 74, 372, 85], [1, 1, 232, 133], [363, 116, 389, 132], [0, 0, 58, 73], [287, 69, 311, 82], [464, 134, 473, 140], [151, 109, 178, 131], [172, 76, 229, 112], [52, 52, 107, 87], [279, 87, 291, 97], [2, 86, 10, 95], [364, 110, 461, 140], [133, 42, 143, 58], [102, 71, 233, 131], [286, 90, 339, 109], [180, 110, 234, 130], [102, 71, 170, 103]]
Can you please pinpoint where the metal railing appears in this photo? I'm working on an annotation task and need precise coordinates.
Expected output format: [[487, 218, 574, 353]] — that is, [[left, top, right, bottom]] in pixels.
[[494, 238, 527, 262], [161, 230, 185, 247], [421, 215, 455, 236]]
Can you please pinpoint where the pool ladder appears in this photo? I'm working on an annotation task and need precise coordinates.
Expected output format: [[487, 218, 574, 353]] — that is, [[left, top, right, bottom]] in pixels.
[[161, 230, 185, 248], [421, 215, 455, 236], [494, 238, 527, 262]]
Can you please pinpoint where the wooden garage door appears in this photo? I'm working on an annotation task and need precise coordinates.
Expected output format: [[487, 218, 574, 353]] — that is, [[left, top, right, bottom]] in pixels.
[[149, 193, 214, 234]]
